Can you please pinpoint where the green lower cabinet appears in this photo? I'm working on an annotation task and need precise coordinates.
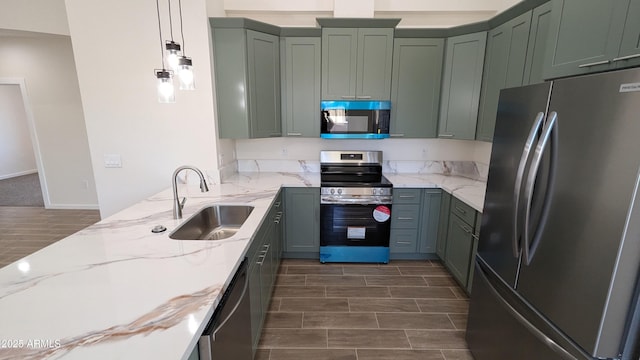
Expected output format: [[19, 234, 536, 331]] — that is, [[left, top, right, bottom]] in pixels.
[[283, 188, 320, 258], [436, 192, 452, 259], [444, 214, 475, 289], [390, 189, 441, 259], [419, 190, 442, 253], [466, 212, 482, 294], [248, 251, 264, 353]]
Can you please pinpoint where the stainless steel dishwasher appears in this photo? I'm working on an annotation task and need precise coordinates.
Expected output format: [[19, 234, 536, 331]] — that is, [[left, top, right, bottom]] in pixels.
[[198, 258, 252, 360]]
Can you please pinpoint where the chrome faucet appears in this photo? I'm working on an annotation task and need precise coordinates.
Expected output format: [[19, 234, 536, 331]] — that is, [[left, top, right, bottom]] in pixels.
[[172, 165, 210, 219]]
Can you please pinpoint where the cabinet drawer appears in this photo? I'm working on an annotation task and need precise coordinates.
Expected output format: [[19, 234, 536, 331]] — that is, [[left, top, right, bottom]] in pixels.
[[451, 197, 475, 225], [389, 229, 419, 253], [393, 188, 422, 204], [391, 205, 420, 229]]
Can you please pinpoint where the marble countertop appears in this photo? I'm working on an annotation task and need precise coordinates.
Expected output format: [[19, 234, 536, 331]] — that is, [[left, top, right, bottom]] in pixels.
[[0, 172, 484, 360]]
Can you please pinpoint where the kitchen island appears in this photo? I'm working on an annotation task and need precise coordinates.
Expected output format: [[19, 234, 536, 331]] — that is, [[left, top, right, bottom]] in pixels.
[[0, 172, 484, 360]]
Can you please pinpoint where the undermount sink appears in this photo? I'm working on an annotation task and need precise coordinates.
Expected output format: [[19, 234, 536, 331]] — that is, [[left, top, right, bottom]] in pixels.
[[169, 205, 254, 240]]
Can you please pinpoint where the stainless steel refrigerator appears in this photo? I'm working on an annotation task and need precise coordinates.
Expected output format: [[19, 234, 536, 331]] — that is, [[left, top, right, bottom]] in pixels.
[[467, 67, 640, 360]]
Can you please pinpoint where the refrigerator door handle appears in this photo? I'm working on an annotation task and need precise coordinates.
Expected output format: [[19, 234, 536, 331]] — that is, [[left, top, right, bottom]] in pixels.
[[523, 111, 558, 266], [476, 261, 578, 360], [513, 112, 545, 258]]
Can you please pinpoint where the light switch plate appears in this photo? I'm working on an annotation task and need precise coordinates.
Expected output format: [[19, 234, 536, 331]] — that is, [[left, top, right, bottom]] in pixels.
[[104, 154, 122, 168]]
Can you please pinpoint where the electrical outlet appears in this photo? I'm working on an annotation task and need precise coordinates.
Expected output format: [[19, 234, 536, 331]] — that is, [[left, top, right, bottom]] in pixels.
[[82, 180, 89, 189], [281, 148, 288, 157], [104, 154, 122, 168], [422, 148, 428, 159]]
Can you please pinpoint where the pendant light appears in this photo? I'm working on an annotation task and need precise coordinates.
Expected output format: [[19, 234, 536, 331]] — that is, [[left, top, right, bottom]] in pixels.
[[155, 0, 175, 103], [165, 0, 181, 73], [176, 0, 195, 90]]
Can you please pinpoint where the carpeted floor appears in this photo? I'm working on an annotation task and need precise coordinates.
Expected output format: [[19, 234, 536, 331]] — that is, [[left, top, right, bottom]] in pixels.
[[0, 173, 45, 207]]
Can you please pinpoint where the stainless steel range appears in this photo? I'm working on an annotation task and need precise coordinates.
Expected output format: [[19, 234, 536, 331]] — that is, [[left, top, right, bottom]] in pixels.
[[319, 150, 393, 263]]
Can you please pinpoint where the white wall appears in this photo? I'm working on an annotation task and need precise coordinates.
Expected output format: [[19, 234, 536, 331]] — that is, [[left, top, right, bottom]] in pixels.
[[0, 0, 69, 35], [0, 34, 98, 208], [65, 0, 221, 218], [0, 84, 37, 179]]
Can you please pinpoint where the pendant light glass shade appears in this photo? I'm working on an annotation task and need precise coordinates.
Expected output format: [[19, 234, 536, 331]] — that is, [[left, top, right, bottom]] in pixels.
[[156, 70, 175, 103], [165, 40, 181, 72], [178, 56, 195, 90]]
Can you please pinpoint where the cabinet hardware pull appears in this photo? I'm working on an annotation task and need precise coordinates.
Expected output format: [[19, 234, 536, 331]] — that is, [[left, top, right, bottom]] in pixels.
[[612, 53, 640, 62], [341, 95, 356, 99], [440, 134, 454, 137], [578, 60, 610, 68], [397, 217, 414, 220], [399, 195, 415, 198], [472, 234, 480, 241], [274, 201, 281, 207], [287, 132, 302, 136], [390, 134, 405, 137], [397, 241, 412, 245], [460, 224, 472, 233], [256, 255, 266, 265], [455, 206, 467, 214], [356, 95, 372, 99]]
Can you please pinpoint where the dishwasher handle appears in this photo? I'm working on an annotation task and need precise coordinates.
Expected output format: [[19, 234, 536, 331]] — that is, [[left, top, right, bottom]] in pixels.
[[212, 266, 250, 340]]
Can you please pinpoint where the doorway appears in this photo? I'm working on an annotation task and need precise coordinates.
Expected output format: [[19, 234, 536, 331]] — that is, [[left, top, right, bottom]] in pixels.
[[0, 79, 49, 207]]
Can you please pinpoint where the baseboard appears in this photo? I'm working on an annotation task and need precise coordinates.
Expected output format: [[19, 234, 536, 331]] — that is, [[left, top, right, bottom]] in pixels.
[[0, 169, 37, 180], [45, 203, 100, 210]]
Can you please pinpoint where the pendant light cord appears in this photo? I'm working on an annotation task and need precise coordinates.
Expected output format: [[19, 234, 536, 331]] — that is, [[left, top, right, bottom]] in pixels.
[[155, 0, 165, 69], [168, 0, 174, 41], [179, 0, 186, 55]]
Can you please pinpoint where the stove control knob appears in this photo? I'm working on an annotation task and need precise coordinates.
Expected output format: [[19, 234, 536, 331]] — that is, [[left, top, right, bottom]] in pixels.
[[337, 189, 343, 195], [330, 188, 335, 194]]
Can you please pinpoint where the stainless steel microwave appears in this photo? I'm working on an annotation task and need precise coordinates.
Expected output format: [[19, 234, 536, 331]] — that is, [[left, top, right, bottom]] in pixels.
[[320, 101, 391, 139]]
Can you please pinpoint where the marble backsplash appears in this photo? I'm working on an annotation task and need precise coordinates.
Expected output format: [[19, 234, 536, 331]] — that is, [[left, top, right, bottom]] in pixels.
[[233, 159, 488, 181]]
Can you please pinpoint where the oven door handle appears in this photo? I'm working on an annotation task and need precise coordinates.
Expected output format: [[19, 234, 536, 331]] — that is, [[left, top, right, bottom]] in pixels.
[[320, 197, 392, 205]]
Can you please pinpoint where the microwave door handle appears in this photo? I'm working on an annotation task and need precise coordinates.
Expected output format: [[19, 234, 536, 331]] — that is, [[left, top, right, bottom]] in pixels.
[[513, 112, 544, 258], [522, 111, 558, 266]]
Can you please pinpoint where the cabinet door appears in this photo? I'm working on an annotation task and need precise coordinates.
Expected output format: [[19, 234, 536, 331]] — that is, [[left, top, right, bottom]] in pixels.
[[248, 259, 263, 351], [356, 28, 394, 100], [281, 37, 321, 137], [284, 188, 320, 253], [419, 190, 442, 254], [616, 0, 640, 69], [543, 0, 629, 79], [476, 11, 532, 142], [247, 30, 281, 138], [438, 31, 487, 140], [523, 2, 553, 85], [390, 38, 444, 138], [445, 214, 475, 288], [390, 204, 421, 229], [466, 212, 482, 294], [436, 192, 451, 259], [260, 224, 275, 315], [321, 28, 358, 100], [212, 28, 250, 138]]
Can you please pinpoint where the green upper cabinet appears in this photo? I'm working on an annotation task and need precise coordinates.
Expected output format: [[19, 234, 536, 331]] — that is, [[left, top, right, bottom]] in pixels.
[[616, 0, 640, 69], [523, 2, 553, 85], [476, 11, 532, 142], [211, 24, 281, 138], [281, 37, 321, 137], [322, 28, 394, 100], [389, 38, 444, 138], [543, 0, 631, 79], [438, 31, 487, 140], [247, 30, 281, 138]]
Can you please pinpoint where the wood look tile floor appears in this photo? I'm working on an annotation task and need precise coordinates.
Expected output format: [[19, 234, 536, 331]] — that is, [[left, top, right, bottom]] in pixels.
[[257, 259, 475, 360], [0, 206, 100, 268]]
